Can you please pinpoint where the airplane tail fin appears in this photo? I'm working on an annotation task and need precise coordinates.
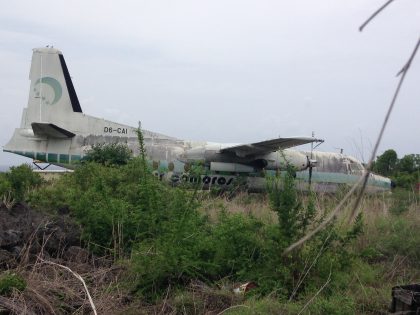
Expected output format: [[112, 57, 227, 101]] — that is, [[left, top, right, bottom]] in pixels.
[[21, 47, 82, 129]]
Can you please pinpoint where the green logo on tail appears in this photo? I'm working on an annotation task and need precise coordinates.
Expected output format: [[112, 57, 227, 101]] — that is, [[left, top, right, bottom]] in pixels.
[[34, 77, 62, 105]]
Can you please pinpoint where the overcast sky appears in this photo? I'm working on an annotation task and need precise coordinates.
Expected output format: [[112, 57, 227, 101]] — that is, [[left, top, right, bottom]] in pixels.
[[1, 0, 419, 166]]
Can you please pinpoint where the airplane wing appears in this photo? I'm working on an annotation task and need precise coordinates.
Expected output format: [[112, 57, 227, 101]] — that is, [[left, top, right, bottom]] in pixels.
[[31, 123, 75, 138], [220, 137, 322, 158]]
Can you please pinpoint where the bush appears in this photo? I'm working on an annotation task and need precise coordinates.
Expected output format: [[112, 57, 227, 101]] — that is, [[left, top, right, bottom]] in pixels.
[[84, 143, 132, 166], [0, 272, 26, 296], [27, 133, 365, 303], [0, 164, 42, 204]]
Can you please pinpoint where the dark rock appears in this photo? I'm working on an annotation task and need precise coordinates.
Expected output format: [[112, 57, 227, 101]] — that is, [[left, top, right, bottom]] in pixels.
[[0, 202, 82, 265], [0, 230, 22, 248], [0, 249, 16, 269], [57, 206, 70, 215]]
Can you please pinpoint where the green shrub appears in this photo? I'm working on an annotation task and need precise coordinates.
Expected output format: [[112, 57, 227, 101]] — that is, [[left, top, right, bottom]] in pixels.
[[208, 212, 265, 278], [0, 173, 12, 196], [0, 272, 26, 296], [84, 143, 132, 166], [1, 164, 42, 203], [28, 174, 73, 212], [25, 132, 366, 304]]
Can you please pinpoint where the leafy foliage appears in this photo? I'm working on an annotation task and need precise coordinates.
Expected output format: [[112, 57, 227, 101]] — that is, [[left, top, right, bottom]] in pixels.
[[373, 149, 398, 177], [0, 272, 26, 296], [28, 134, 364, 302], [0, 164, 42, 204], [373, 150, 419, 189], [83, 143, 132, 166]]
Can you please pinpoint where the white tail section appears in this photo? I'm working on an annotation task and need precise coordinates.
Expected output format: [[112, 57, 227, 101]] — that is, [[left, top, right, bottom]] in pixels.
[[22, 47, 82, 129]]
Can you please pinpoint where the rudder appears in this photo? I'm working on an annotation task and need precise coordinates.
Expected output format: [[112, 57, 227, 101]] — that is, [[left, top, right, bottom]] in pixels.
[[23, 47, 82, 129]]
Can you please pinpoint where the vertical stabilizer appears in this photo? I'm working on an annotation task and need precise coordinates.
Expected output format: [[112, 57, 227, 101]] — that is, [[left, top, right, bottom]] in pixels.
[[23, 47, 82, 129]]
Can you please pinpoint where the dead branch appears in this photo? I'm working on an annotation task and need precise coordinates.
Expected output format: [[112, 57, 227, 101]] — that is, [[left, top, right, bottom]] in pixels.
[[38, 258, 97, 315], [348, 36, 420, 223], [284, 32, 420, 255], [359, 0, 396, 32]]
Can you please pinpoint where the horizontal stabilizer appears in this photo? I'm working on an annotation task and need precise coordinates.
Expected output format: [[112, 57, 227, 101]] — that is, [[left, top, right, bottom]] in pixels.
[[221, 137, 323, 157], [31, 123, 75, 138]]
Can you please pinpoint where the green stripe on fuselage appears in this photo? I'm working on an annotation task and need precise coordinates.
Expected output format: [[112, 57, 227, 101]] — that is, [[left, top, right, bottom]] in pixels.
[[48, 153, 58, 163], [59, 154, 69, 164], [36, 152, 46, 162], [296, 171, 389, 188], [4, 150, 83, 165], [71, 155, 81, 163]]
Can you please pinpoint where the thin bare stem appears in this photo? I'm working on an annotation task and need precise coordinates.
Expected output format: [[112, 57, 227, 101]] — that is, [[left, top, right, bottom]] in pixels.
[[289, 231, 332, 300], [159, 284, 171, 315], [359, 0, 396, 32], [39, 259, 97, 315], [348, 37, 420, 223], [217, 304, 250, 315], [297, 269, 332, 315], [285, 36, 420, 253], [283, 175, 363, 254]]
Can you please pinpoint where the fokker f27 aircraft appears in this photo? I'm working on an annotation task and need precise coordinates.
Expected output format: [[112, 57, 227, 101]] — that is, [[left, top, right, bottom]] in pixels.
[[3, 47, 391, 193]]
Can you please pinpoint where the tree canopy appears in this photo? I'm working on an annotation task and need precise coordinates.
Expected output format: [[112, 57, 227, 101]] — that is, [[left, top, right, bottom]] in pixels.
[[373, 150, 419, 189]]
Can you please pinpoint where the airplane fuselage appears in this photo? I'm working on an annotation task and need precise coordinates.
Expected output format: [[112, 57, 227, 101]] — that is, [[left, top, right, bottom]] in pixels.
[[3, 47, 392, 194], [4, 116, 391, 194]]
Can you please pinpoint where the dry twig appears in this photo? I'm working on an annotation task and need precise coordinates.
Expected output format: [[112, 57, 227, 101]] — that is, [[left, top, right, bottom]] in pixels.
[[297, 269, 332, 315], [216, 304, 250, 315], [348, 37, 420, 223], [0, 296, 36, 315], [359, 0, 396, 32], [283, 175, 363, 254], [284, 1, 420, 253], [38, 258, 98, 315]]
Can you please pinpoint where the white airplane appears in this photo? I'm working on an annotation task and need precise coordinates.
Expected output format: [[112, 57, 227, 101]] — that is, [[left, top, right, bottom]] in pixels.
[[3, 47, 391, 193]]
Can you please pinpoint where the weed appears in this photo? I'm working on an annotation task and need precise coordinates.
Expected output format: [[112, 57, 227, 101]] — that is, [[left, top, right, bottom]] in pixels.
[[0, 272, 26, 296]]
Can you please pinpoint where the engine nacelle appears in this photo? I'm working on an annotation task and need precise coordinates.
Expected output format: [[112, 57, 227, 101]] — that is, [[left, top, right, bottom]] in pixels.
[[179, 144, 222, 164], [262, 150, 310, 171]]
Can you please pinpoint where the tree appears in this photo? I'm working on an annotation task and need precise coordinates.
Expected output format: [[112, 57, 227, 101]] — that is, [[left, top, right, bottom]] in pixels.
[[373, 149, 398, 176], [398, 154, 419, 173]]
